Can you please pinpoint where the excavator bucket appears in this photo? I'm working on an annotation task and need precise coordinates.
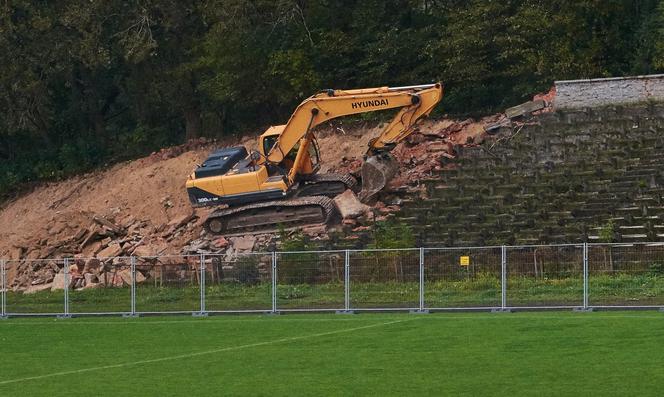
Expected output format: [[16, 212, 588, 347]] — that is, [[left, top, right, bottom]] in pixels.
[[358, 153, 399, 203]]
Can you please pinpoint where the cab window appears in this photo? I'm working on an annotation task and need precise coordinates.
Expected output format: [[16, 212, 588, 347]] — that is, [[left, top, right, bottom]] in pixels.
[[262, 135, 278, 156]]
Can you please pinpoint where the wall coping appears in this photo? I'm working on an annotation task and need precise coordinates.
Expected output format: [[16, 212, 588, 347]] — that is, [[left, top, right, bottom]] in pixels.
[[555, 74, 664, 85]]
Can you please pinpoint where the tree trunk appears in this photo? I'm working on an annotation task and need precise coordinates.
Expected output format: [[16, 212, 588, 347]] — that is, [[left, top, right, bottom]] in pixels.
[[93, 112, 106, 142], [184, 106, 201, 141], [35, 125, 53, 147]]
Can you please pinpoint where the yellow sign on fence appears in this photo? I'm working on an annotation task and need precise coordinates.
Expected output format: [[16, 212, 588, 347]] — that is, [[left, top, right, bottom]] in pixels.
[[460, 256, 470, 266]]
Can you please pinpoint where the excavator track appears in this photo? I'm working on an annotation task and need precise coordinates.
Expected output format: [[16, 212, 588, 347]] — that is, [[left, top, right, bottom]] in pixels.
[[296, 173, 358, 197], [204, 195, 336, 236]]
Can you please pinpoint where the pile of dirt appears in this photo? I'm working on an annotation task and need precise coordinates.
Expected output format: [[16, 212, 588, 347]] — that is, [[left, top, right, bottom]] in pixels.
[[0, 138, 216, 260]]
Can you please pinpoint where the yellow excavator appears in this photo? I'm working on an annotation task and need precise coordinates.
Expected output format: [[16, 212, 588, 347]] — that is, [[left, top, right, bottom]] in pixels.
[[186, 83, 443, 234]]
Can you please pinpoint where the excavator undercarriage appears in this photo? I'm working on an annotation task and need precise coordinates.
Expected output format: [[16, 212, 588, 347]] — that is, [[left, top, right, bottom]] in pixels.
[[204, 174, 356, 235]]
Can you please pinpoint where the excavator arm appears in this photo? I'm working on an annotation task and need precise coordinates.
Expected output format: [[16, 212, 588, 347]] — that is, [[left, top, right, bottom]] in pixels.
[[264, 83, 444, 182], [266, 83, 443, 162], [365, 84, 443, 154]]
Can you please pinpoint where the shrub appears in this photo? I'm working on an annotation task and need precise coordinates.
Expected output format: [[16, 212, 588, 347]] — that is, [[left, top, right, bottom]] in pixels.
[[278, 229, 320, 283], [648, 262, 664, 276], [236, 261, 260, 285], [368, 218, 415, 249]]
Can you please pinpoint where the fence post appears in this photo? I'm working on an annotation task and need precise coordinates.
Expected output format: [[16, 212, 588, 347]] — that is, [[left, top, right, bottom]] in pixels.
[[583, 243, 591, 311], [58, 258, 71, 318], [583, 243, 588, 309], [574, 243, 592, 312], [493, 246, 510, 313], [201, 254, 207, 315], [193, 254, 208, 317], [269, 252, 279, 315], [123, 257, 139, 318], [1, 259, 7, 319], [337, 250, 354, 314], [501, 245, 507, 310], [411, 248, 428, 314]]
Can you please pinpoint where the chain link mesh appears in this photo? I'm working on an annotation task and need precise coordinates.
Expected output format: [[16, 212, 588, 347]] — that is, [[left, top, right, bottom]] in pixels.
[[349, 249, 420, 309], [588, 243, 664, 306], [506, 245, 583, 307], [425, 247, 501, 308], [69, 256, 132, 313], [135, 255, 200, 313], [276, 251, 345, 311], [204, 252, 272, 312], [4, 259, 66, 314]]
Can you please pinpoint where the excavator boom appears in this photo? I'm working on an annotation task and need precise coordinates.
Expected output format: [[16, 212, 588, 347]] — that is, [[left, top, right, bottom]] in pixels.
[[265, 83, 443, 164], [263, 83, 443, 199]]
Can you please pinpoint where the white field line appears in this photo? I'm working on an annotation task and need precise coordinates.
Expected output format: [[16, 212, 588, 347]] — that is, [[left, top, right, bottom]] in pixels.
[[0, 317, 394, 326], [1, 313, 662, 327], [0, 318, 416, 386]]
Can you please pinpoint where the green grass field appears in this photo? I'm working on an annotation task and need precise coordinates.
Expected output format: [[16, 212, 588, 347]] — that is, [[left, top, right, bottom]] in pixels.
[[1, 311, 663, 396]]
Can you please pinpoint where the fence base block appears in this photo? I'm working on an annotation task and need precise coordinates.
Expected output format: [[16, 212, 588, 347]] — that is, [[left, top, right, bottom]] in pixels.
[[122, 313, 140, 318], [573, 307, 594, 312], [56, 314, 72, 319], [409, 309, 429, 314], [0, 315, 8, 320], [335, 310, 355, 315], [192, 312, 208, 317], [659, 307, 664, 313], [491, 308, 512, 313], [266, 311, 281, 316]]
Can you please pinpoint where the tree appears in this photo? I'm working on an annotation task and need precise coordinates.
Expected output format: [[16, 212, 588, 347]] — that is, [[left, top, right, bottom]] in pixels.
[[1, 0, 664, 198]]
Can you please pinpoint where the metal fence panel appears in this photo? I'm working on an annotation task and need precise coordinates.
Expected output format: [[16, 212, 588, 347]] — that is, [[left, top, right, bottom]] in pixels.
[[506, 245, 583, 307], [204, 252, 272, 312], [425, 247, 502, 309], [135, 255, 200, 313], [276, 251, 345, 311], [349, 249, 419, 309], [68, 256, 132, 314], [4, 259, 66, 315], [588, 243, 664, 307], [1, 259, 6, 317], [3, 241, 664, 316]]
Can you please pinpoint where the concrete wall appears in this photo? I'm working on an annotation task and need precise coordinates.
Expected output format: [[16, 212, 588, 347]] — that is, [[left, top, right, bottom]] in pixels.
[[554, 74, 664, 109]]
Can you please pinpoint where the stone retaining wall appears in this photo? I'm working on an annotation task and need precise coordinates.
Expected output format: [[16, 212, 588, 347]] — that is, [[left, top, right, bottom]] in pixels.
[[395, 104, 664, 247], [555, 74, 664, 109]]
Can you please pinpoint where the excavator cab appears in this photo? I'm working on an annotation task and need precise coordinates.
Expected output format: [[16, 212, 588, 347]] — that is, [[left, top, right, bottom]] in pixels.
[[259, 128, 320, 178]]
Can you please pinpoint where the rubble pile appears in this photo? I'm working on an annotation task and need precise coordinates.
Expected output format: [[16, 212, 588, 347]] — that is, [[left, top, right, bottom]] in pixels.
[[6, 216, 282, 292]]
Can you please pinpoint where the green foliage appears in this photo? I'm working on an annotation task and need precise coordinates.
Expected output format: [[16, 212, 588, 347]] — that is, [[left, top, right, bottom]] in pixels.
[[1, 1, 664, 198], [599, 219, 616, 243], [278, 227, 312, 252], [236, 261, 260, 285], [278, 229, 319, 283], [649, 262, 664, 276], [369, 218, 415, 249]]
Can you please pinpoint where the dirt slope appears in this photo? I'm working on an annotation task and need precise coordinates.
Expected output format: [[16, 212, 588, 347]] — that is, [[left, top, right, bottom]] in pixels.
[[0, 142, 213, 258], [0, 118, 493, 260]]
